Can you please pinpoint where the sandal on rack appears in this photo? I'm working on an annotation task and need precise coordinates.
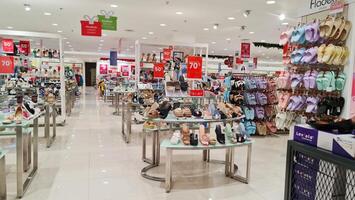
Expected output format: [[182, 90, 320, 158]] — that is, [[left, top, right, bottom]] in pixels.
[[199, 125, 209, 146], [183, 107, 192, 117], [215, 125, 225, 144], [181, 124, 190, 145], [173, 108, 184, 118], [170, 131, 181, 145]]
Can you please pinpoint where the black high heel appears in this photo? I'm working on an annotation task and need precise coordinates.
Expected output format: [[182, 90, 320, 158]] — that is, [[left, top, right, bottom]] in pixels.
[[215, 125, 225, 144], [190, 132, 198, 146]]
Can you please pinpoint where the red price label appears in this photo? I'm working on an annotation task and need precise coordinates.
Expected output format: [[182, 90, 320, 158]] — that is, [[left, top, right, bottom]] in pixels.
[[187, 56, 203, 79], [153, 63, 165, 79], [189, 89, 204, 97], [163, 48, 172, 61], [2, 39, 14, 53], [0, 56, 14, 74], [19, 40, 30, 56]]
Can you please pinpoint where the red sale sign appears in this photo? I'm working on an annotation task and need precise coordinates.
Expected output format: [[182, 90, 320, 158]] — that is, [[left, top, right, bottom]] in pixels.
[[0, 56, 14, 74], [189, 89, 204, 97], [99, 63, 108, 74], [80, 21, 102, 37], [187, 56, 203, 79], [241, 43, 251, 58], [2, 39, 14, 53], [19, 40, 30, 56], [153, 63, 164, 79], [163, 48, 172, 61], [121, 65, 130, 77]]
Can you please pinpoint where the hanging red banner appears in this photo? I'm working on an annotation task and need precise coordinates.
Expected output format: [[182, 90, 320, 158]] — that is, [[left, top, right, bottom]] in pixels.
[[187, 56, 203, 79], [0, 56, 14, 74], [240, 43, 251, 58], [19, 40, 31, 56], [80, 20, 102, 37], [163, 48, 172, 61], [2, 39, 14, 53], [153, 63, 164, 79], [121, 65, 130, 77], [99, 63, 108, 74]]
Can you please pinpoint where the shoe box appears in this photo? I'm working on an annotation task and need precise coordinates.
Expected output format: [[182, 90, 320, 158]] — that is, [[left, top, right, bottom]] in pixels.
[[290, 124, 354, 160]]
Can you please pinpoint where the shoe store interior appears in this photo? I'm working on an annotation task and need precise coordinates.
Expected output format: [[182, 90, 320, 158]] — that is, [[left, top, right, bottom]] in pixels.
[[0, 0, 355, 200]]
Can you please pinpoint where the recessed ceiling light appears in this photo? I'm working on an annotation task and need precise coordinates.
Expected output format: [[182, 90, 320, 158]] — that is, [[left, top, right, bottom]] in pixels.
[[227, 17, 235, 20], [63, 37, 67, 40], [148, 32, 154, 35], [261, 40, 266, 42], [211, 50, 215, 54], [110, 4, 118, 8], [141, 37, 147, 40], [57, 30, 63, 33], [52, 23, 58, 26], [243, 10, 251, 18], [213, 24, 219, 30], [7, 26, 13, 29], [282, 22, 289, 25], [24, 4, 31, 11], [44, 12, 52, 16], [175, 11, 183, 15], [203, 28, 209, 31], [224, 48, 228, 51], [160, 23, 167, 27], [266, 0, 276, 4], [249, 31, 255, 34], [211, 41, 216, 44], [66, 41, 70, 44], [279, 14, 286, 21], [226, 38, 231, 41]]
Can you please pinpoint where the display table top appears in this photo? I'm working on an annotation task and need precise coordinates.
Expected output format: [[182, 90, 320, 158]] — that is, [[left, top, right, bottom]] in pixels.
[[146, 114, 245, 124], [161, 139, 253, 150]]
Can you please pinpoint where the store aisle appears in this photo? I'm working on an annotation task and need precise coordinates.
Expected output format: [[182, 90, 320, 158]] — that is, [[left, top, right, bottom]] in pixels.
[[4, 88, 289, 200]]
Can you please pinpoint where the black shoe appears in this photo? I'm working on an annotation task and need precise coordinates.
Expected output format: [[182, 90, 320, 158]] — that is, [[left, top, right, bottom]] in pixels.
[[215, 125, 225, 144], [190, 133, 198, 146]]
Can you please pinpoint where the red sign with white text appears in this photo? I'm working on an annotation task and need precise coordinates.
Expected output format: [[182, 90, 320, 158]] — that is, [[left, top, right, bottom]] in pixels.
[[2, 39, 14, 53], [163, 48, 172, 61], [0, 56, 14, 74], [121, 65, 130, 77], [153, 63, 164, 79], [187, 56, 203, 79], [189, 89, 204, 97], [19, 40, 30, 56], [241, 43, 251, 58], [80, 21, 102, 37], [99, 63, 108, 74]]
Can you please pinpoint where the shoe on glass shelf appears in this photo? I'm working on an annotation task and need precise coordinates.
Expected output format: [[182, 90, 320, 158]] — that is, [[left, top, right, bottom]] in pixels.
[[225, 123, 237, 143], [181, 124, 190, 145], [170, 131, 181, 145], [215, 125, 225, 144], [199, 125, 209, 146], [190, 132, 198, 146]]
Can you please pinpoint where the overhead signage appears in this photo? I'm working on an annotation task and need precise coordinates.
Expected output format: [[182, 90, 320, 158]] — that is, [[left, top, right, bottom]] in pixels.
[[98, 10, 118, 31], [163, 48, 172, 61], [0, 56, 14, 74], [2, 39, 14, 53], [186, 56, 203, 80], [240, 43, 251, 59], [19, 40, 30, 56], [153, 63, 164, 79], [81, 15, 102, 37], [110, 51, 117, 66], [301, 0, 351, 15]]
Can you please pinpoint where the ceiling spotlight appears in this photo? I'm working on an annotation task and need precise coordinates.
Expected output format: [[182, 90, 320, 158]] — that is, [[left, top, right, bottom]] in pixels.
[[7, 26, 13, 29], [160, 23, 167, 27], [57, 30, 63, 33], [211, 51, 215, 54], [148, 31, 154, 35], [226, 38, 231, 41], [44, 12, 52, 16], [279, 14, 286, 21], [66, 41, 70, 44], [141, 37, 147, 40], [175, 11, 183, 15], [261, 40, 266, 42], [266, 0, 276, 4], [63, 37, 68, 40], [24, 4, 31, 11], [282, 22, 289, 25], [52, 23, 58, 26], [110, 4, 118, 8], [249, 31, 255, 34], [243, 10, 251, 18], [213, 24, 219, 30], [224, 48, 228, 51], [203, 28, 209, 31], [227, 17, 235, 20]]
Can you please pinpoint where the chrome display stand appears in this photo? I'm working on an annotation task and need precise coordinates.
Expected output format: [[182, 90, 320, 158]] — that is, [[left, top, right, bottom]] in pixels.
[[0, 151, 7, 200], [141, 115, 251, 185], [44, 104, 57, 148]]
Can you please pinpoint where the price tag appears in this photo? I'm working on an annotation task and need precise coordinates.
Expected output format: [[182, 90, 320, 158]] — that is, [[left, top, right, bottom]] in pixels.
[[189, 89, 204, 97], [2, 39, 14, 53], [0, 56, 15, 74], [153, 63, 164, 79], [187, 56, 203, 79]]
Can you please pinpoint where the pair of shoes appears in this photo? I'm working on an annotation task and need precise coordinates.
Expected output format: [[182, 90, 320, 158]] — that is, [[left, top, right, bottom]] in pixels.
[[320, 16, 352, 41], [318, 44, 349, 65]]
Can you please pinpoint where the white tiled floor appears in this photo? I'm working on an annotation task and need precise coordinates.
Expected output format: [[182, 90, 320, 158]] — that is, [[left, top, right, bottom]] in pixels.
[[2, 88, 289, 200]]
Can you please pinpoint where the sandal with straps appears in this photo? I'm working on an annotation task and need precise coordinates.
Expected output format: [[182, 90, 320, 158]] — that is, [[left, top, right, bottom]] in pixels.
[[181, 124, 190, 145], [199, 125, 209, 146]]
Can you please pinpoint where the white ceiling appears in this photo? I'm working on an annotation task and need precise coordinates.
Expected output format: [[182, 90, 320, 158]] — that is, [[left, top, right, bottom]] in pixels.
[[0, 0, 306, 61]]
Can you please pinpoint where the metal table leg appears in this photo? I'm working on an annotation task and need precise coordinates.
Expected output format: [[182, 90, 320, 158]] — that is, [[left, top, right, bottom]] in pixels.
[[229, 144, 252, 183], [45, 105, 50, 147], [0, 154, 6, 200], [165, 149, 172, 193], [16, 126, 24, 197]]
